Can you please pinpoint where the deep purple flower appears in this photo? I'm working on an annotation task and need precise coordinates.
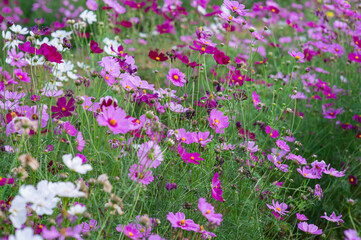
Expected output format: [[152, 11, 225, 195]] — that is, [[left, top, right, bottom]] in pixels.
[[349, 175, 357, 185], [51, 97, 76, 119], [38, 43, 63, 63]]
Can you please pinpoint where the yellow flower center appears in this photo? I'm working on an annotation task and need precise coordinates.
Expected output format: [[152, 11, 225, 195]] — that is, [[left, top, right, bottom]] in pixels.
[[181, 137, 186, 141], [233, 6, 237, 10], [206, 210, 210, 214], [109, 119, 116, 126], [199, 138, 203, 141], [295, 56, 300, 60], [136, 119, 140, 124], [276, 207, 281, 211], [140, 228, 145, 233], [129, 232, 133, 237], [156, 57, 160, 61], [18, 75, 23, 79], [191, 157, 195, 160], [304, 173, 307, 177], [272, 9, 276, 12], [356, 56, 359, 59], [201, 47, 205, 51], [180, 219, 185, 225], [61, 107, 66, 112], [173, 75, 179, 80], [277, 161, 281, 165], [90, 225, 93, 229], [228, 16, 233, 20], [215, 119, 219, 124], [105, 76, 109, 80]]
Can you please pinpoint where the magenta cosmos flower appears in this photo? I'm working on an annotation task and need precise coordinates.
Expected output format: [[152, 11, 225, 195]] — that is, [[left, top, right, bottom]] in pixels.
[[252, 91, 262, 110], [14, 68, 31, 82], [96, 106, 131, 134], [116, 223, 141, 239], [266, 199, 289, 216], [177, 144, 204, 165], [128, 164, 154, 185], [223, 0, 248, 16], [51, 97, 76, 119], [320, 212, 344, 225], [198, 198, 223, 226], [90, 40, 103, 53], [167, 68, 186, 87], [208, 109, 229, 134], [212, 172, 224, 202], [166, 212, 199, 232], [297, 222, 322, 235], [265, 126, 279, 138], [0, 177, 14, 186]]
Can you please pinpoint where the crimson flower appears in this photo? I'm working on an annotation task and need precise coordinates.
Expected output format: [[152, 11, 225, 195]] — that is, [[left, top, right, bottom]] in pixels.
[[51, 97, 76, 119], [148, 50, 168, 62], [90, 40, 103, 53], [38, 43, 63, 63]]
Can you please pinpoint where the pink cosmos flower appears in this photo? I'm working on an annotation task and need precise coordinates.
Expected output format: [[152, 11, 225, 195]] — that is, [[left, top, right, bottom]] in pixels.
[[62, 121, 77, 136], [219, 12, 244, 24], [323, 164, 345, 177], [116, 223, 141, 239], [76, 132, 85, 152], [297, 222, 322, 235], [198, 198, 223, 226], [223, 0, 248, 16], [175, 128, 195, 145], [297, 167, 320, 179], [268, 154, 289, 172], [314, 184, 323, 199], [99, 56, 121, 78], [265, 126, 279, 138], [212, 172, 224, 202], [266, 199, 289, 216], [320, 212, 344, 225], [322, 106, 344, 119], [344, 229, 361, 240], [96, 106, 131, 134], [166, 212, 199, 232], [7, 48, 28, 68], [0, 177, 14, 186], [193, 131, 213, 147], [287, 154, 307, 165], [81, 219, 100, 233], [276, 140, 290, 152], [137, 141, 163, 168], [252, 91, 262, 110], [167, 68, 186, 87], [128, 164, 154, 185], [296, 213, 308, 221], [288, 50, 305, 63], [208, 109, 229, 134], [14, 68, 31, 82], [86, 0, 98, 10]]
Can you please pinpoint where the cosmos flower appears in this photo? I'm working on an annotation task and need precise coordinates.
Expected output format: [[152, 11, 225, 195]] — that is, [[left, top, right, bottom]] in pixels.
[[166, 212, 199, 232], [148, 50, 168, 62], [212, 172, 224, 202], [297, 222, 322, 235], [14, 68, 31, 82], [63, 154, 92, 174], [296, 213, 309, 221], [128, 164, 154, 185], [198, 198, 223, 225], [167, 68, 186, 87], [348, 175, 358, 185], [96, 106, 131, 134], [266, 199, 289, 216], [208, 109, 229, 134], [344, 229, 361, 240], [288, 50, 305, 63], [265, 126, 279, 138], [90, 40, 103, 53], [177, 144, 204, 164], [51, 97, 76, 119], [320, 212, 344, 225]]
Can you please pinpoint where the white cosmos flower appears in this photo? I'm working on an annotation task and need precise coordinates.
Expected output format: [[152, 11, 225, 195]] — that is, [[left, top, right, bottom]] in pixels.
[[51, 30, 72, 39], [9, 196, 27, 228], [80, 10, 97, 24], [68, 204, 87, 215], [10, 25, 29, 35], [9, 227, 43, 240], [63, 154, 92, 174], [19, 180, 59, 215], [48, 181, 85, 198]]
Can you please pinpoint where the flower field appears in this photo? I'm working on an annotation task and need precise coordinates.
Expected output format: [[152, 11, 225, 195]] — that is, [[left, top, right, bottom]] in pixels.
[[0, 0, 361, 239]]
